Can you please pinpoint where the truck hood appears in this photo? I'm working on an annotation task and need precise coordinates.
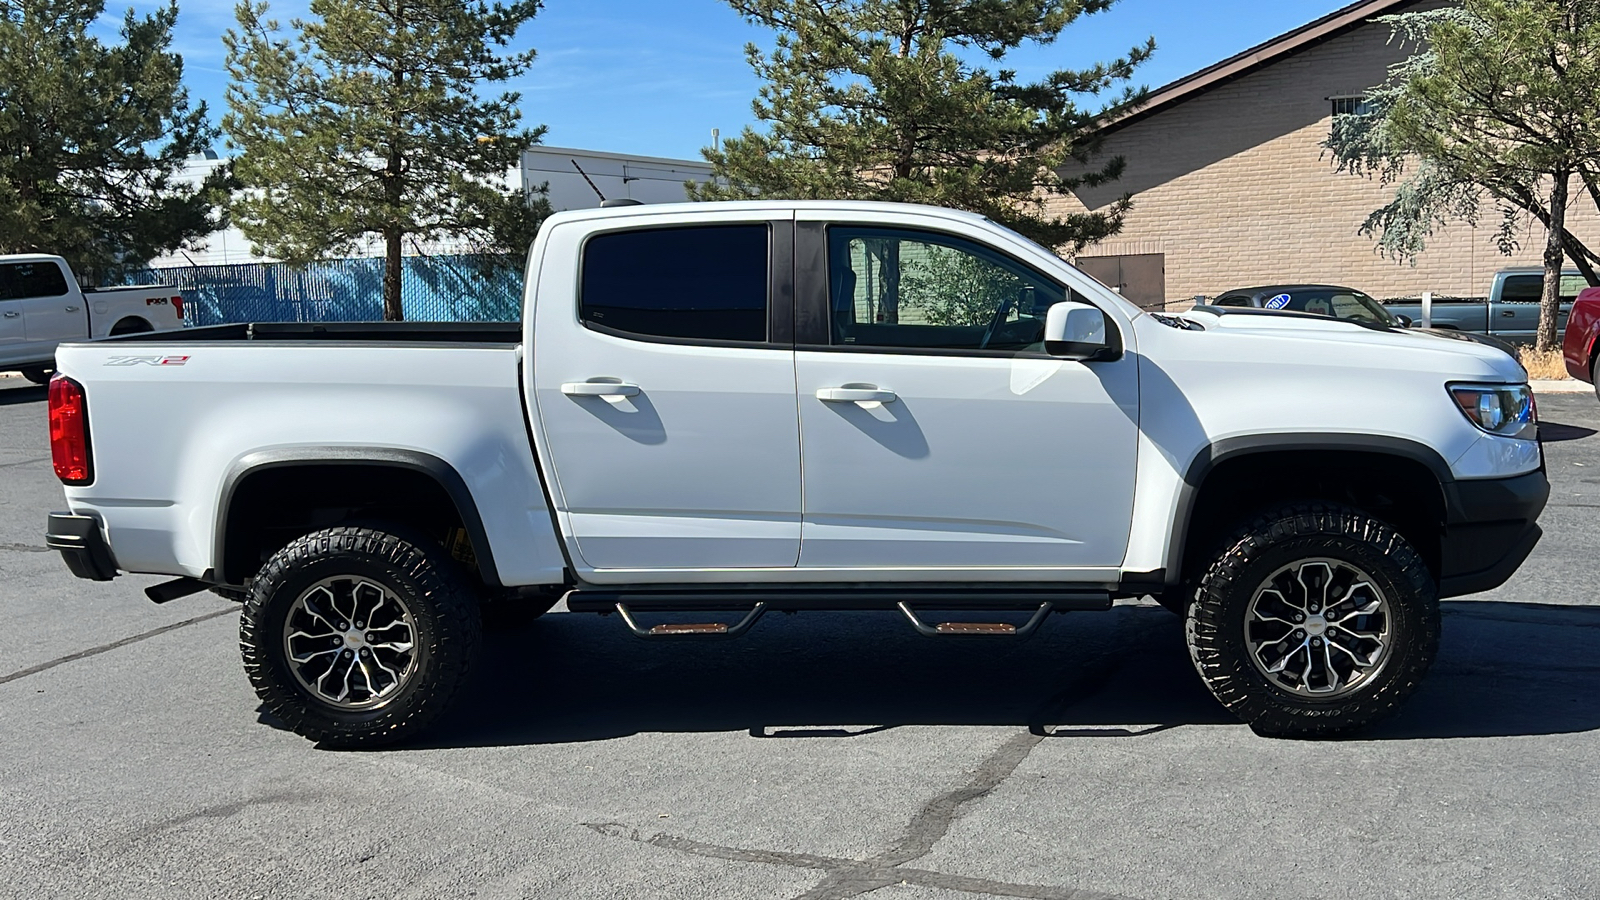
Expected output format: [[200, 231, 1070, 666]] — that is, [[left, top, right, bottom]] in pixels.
[[1177, 309, 1527, 382]]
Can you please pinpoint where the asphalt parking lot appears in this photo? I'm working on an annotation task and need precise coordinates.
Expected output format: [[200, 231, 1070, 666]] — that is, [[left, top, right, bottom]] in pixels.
[[2, 374, 1597, 900]]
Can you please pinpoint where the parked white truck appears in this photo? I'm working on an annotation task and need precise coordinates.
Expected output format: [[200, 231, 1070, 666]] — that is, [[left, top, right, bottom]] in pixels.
[[44, 202, 1547, 746], [1, 254, 183, 382]]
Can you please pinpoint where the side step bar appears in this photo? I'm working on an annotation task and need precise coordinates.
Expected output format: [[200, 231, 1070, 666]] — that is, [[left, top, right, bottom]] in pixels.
[[564, 587, 1110, 614], [896, 601, 1053, 638], [567, 587, 1110, 640], [615, 602, 768, 638]]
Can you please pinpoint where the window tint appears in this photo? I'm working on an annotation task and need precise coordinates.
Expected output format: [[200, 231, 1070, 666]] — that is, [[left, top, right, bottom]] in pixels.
[[826, 227, 1068, 352], [1500, 274, 1587, 303], [1213, 295, 1250, 307], [581, 224, 769, 343], [0, 261, 70, 301]]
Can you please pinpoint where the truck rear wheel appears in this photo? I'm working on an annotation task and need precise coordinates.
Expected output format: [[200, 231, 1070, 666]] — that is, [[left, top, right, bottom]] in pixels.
[[1185, 503, 1438, 737], [240, 525, 481, 748]]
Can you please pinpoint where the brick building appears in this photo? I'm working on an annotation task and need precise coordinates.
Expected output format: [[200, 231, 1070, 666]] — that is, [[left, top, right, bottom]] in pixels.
[[1055, 0, 1600, 309]]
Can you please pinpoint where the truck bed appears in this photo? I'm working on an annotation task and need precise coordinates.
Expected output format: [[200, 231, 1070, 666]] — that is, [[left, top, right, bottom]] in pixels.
[[98, 321, 522, 345]]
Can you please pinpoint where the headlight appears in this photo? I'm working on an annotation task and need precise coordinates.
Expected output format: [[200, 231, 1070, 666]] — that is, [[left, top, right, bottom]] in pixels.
[[1448, 382, 1536, 440]]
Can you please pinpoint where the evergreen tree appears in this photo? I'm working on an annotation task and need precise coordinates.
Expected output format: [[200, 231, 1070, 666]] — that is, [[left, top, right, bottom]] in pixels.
[[0, 0, 222, 282], [1324, 1, 1600, 351], [692, 0, 1153, 252], [224, 0, 547, 321]]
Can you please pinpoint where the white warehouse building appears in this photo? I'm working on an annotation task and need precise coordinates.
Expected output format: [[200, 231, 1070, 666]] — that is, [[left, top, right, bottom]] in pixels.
[[153, 146, 714, 269]]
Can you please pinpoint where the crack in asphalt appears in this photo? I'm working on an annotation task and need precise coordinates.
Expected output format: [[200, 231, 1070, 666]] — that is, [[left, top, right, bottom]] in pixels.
[[0, 541, 52, 553], [583, 617, 1160, 900], [0, 456, 48, 470], [0, 605, 235, 687]]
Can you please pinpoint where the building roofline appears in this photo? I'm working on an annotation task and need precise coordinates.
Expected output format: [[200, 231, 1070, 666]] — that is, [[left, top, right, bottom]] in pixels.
[[1101, 0, 1417, 135]]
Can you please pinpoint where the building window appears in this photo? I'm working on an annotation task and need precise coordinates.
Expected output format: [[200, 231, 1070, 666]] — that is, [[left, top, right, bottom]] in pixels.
[[1330, 96, 1371, 117]]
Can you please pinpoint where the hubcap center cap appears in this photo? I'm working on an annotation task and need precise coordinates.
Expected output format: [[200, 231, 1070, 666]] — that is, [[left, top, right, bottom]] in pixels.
[[1304, 616, 1328, 637], [343, 630, 367, 649]]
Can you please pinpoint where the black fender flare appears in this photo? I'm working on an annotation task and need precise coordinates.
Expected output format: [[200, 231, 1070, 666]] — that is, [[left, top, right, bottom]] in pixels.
[[213, 447, 501, 587], [1160, 433, 1454, 585]]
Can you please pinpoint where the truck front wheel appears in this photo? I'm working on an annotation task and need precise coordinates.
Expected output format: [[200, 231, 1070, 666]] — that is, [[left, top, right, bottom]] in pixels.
[[1186, 503, 1439, 737], [240, 526, 482, 747]]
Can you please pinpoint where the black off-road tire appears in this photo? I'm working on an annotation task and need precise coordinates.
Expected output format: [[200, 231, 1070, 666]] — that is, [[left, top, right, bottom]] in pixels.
[[240, 526, 481, 748], [1185, 503, 1439, 738], [20, 366, 52, 385]]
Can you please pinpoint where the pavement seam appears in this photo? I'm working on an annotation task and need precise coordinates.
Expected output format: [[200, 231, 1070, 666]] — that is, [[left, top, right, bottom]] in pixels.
[[0, 605, 235, 687], [582, 615, 1163, 900], [0, 456, 48, 470]]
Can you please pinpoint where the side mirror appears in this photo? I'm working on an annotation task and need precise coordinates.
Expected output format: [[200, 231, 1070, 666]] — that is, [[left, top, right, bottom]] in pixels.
[[1044, 301, 1121, 361], [1394, 314, 1413, 328]]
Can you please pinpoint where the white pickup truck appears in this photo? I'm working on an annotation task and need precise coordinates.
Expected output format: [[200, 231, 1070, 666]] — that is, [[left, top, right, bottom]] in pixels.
[[44, 201, 1548, 746], [1, 254, 183, 382]]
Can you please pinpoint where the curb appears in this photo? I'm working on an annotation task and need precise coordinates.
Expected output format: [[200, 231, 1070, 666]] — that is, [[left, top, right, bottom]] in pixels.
[[1531, 379, 1591, 394]]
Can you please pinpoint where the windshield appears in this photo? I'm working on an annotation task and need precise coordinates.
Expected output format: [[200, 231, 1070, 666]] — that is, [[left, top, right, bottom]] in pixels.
[[1260, 289, 1396, 326]]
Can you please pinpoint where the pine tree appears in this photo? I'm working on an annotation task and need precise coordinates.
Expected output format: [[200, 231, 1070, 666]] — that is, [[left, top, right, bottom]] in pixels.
[[224, 0, 547, 321], [0, 0, 222, 282], [1324, 1, 1600, 351], [692, 0, 1153, 252]]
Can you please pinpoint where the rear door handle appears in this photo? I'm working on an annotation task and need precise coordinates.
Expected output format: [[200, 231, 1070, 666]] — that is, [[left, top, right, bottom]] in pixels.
[[816, 387, 898, 403], [65, 306, 80, 312], [1500, 309, 1516, 318], [2, 311, 18, 318], [561, 381, 641, 397]]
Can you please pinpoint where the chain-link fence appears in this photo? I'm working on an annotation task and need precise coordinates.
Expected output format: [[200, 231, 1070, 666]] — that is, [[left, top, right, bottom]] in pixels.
[[125, 255, 523, 325]]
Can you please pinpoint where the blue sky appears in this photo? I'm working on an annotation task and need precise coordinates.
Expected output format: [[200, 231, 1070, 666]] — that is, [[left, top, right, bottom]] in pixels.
[[101, 0, 1364, 161]]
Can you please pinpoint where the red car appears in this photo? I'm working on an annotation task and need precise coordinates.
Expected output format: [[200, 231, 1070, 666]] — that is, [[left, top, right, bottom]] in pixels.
[[1564, 286, 1600, 399]]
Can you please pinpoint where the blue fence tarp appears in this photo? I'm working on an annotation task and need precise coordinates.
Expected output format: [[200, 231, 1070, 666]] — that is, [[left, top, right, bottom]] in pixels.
[[126, 255, 523, 325]]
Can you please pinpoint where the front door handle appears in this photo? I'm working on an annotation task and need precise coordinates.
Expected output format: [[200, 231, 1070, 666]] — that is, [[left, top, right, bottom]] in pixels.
[[816, 387, 898, 403], [2, 311, 18, 318], [561, 381, 641, 397], [1500, 309, 1516, 318]]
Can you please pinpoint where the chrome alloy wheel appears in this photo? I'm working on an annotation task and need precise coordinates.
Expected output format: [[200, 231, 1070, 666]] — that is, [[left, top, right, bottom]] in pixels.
[[282, 577, 418, 710], [1244, 558, 1393, 698]]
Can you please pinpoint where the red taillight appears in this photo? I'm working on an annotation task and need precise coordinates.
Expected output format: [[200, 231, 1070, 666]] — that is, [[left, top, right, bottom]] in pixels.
[[171, 295, 184, 321], [48, 375, 92, 485]]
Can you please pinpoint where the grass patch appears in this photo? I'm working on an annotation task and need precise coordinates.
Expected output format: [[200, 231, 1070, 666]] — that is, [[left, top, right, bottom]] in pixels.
[[1517, 347, 1570, 380]]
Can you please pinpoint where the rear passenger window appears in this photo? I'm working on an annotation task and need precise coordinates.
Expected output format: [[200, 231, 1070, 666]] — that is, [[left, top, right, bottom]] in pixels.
[[0, 261, 70, 301], [580, 225, 769, 343]]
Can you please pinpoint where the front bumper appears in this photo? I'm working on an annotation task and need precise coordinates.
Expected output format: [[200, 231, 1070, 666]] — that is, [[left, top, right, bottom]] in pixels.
[[46, 512, 119, 582], [1438, 470, 1549, 598]]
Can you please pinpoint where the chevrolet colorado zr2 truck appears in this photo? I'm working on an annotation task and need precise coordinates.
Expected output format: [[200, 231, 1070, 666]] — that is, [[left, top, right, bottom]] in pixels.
[[43, 201, 1549, 746]]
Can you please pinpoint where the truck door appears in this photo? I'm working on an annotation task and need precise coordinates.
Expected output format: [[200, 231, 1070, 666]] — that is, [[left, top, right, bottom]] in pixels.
[[15, 259, 85, 346], [792, 222, 1139, 570], [529, 216, 802, 570], [1, 259, 74, 364]]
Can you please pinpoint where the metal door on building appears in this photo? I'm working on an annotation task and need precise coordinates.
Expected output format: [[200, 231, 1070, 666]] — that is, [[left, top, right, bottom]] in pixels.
[[1076, 254, 1166, 310]]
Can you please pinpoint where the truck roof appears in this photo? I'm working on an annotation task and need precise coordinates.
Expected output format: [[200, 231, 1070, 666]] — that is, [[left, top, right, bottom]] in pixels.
[[540, 199, 996, 228]]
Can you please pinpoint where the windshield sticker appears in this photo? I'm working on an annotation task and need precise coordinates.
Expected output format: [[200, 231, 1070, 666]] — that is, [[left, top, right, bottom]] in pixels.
[[1265, 293, 1292, 310]]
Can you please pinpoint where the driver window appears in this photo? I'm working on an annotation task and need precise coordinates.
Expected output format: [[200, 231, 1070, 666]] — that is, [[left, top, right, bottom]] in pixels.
[[826, 227, 1067, 352]]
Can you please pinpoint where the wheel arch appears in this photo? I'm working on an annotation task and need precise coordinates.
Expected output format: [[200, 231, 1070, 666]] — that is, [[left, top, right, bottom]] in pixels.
[[1167, 435, 1453, 587], [109, 316, 154, 335], [214, 447, 502, 588]]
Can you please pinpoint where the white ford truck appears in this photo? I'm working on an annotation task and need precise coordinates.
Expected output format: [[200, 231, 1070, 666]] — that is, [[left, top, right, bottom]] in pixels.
[[44, 201, 1548, 746], [1, 254, 183, 382]]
